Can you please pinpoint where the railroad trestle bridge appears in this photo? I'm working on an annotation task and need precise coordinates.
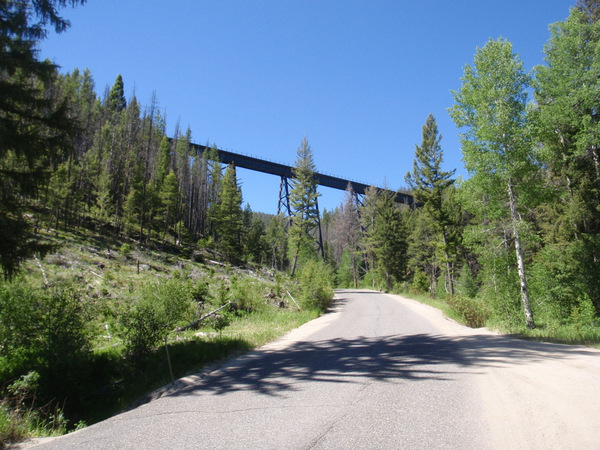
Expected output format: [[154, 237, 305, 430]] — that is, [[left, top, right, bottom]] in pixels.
[[189, 142, 416, 255]]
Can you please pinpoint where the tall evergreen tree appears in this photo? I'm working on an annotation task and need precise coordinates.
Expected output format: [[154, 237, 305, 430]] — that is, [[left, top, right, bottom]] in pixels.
[[206, 145, 222, 240], [372, 190, 407, 292], [242, 205, 267, 264], [359, 185, 380, 286], [405, 114, 458, 295], [0, 0, 85, 278], [188, 148, 209, 238], [288, 137, 321, 276], [405, 206, 438, 295], [107, 74, 126, 117], [158, 171, 180, 242], [135, 92, 163, 242], [49, 68, 100, 229], [214, 164, 243, 262]]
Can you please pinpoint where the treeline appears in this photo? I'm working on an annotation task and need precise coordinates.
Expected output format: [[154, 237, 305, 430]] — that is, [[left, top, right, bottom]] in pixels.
[[46, 71, 277, 264], [325, 1, 600, 333], [1, 64, 285, 273]]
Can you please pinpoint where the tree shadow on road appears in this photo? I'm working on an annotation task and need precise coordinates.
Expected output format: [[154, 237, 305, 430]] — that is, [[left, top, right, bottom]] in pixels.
[[166, 328, 598, 398]]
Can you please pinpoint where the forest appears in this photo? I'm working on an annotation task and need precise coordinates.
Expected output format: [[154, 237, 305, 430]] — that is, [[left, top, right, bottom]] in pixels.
[[2, 0, 600, 443]]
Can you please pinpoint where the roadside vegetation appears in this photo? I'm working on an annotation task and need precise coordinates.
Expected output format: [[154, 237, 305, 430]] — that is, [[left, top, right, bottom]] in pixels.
[[0, 226, 330, 446]]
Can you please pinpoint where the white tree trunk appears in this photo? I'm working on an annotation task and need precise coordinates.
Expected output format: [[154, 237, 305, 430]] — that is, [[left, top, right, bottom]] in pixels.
[[507, 180, 535, 329], [442, 232, 454, 296]]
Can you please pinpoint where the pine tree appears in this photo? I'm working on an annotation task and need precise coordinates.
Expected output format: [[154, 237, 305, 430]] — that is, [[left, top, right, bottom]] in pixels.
[[405, 207, 439, 295], [242, 206, 267, 264], [288, 137, 321, 275], [372, 191, 407, 292], [206, 145, 222, 240], [405, 114, 458, 295], [188, 145, 209, 238], [359, 185, 380, 286], [135, 93, 163, 242], [0, 0, 85, 278], [214, 164, 243, 262], [155, 135, 171, 185], [158, 171, 180, 242], [108, 74, 126, 117], [50, 68, 101, 229]]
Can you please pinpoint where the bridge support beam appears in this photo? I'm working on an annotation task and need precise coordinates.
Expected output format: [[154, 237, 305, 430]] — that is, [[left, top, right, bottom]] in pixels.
[[277, 176, 292, 218], [277, 175, 324, 259]]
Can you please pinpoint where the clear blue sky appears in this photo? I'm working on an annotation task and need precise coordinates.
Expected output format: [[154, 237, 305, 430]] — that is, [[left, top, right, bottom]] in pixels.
[[40, 0, 574, 214]]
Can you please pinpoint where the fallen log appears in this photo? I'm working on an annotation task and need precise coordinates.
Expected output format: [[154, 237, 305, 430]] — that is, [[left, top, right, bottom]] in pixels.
[[174, 301, 233, 332]]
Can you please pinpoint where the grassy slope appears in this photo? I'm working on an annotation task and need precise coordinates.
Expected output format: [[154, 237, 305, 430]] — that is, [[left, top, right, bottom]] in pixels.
[[3, 226, 320, 439]]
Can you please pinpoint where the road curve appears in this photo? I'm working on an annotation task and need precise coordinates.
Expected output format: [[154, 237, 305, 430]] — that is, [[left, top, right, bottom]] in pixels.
[[30, 290, 600, 449]]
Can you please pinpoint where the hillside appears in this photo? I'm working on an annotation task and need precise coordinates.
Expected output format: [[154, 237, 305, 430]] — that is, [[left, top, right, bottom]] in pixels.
[[0, 223, 328, 443]]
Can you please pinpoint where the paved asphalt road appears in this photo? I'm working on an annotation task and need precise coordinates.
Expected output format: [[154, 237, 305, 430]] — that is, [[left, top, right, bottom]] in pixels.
[[30, 290, 600, 449]]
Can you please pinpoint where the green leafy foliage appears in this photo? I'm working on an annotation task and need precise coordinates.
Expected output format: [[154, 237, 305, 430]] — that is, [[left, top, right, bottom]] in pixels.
[[446, 296, 490, 328], [410, 269, 430, 295], [0, 279, 93, 425], [297, 259, 334, 311], [449, 37, 537, 329], [118, 279, 195, 359]]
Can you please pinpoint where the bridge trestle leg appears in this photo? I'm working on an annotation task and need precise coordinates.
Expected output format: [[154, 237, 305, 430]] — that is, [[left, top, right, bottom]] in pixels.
[[277, 176, 292, 220]]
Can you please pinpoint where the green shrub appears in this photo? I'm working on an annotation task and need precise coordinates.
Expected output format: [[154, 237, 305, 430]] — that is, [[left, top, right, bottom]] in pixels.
[[335, 250, 355, 288], [230, 276, 269, 313], [447, 295, 490, 328], [0, 280, 92, 430], [118, 279, 195, 359], [411, 269, 429, 294], [457, 265, 479, 298], [298, 259, 334, 311], [358, 269, 385, 291], [1, 402, 28, 446], [570, 295, 597, 330], [0, 280, 91, 379], [529, 242, 600, 324], [197, 236, 216, 249], [208, 312, 231, 338], [119, 243, 132, 257], [1, 371, 70, 444]]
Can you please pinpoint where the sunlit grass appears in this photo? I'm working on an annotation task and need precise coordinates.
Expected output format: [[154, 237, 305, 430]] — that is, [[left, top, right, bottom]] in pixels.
[[402, 292, 600, 348], [515, 322, 600, 348], [0, 401, 71, 447], [226, 309, 320, 348]]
